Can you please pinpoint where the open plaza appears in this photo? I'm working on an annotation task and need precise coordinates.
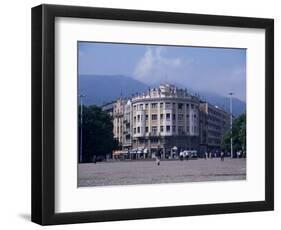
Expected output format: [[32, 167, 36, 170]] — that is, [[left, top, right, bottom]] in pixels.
[[78, 158, 246, 187]]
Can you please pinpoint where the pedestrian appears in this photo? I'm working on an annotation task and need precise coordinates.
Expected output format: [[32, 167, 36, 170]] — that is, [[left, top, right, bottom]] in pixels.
[[237, 151, 240, 158], [179, 151, 184, 161], [156, 157, 160, 166], [156, 146, 161, 166], [220, 151, 224, 161], [205, 151, 208, 159]]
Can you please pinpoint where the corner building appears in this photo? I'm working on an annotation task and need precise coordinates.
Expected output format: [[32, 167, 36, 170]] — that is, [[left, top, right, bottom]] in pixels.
[[131, 84, 200, 158]]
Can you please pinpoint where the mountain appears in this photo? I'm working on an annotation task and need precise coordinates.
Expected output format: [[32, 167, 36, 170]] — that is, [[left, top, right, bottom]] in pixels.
[[79, 75, 148, 106], [79, 74, 246, 117]]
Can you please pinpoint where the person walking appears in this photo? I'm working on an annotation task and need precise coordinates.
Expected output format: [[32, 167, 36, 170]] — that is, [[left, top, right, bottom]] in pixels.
[[156, 146, 161, 166], [179, 151, 184, 161], [237, 151, 241, 158], [220, 150, 224, 161], [186, 152, 189, 161]]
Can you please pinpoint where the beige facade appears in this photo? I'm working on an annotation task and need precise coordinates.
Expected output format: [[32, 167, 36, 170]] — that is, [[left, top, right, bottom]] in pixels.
[[122, 100, 133, 149], [130, 84, 200, 157], [106, 84, 231, 158], [112, 99, 126, 144], [199, 102, 230, 151]]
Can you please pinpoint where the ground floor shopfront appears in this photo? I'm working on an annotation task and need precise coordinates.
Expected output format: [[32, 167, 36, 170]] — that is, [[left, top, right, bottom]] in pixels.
[[128, 135, 200, 159]]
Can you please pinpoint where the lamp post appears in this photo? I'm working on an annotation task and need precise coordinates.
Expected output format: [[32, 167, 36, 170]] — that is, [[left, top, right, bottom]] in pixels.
[[79, 94, 86, 163], [229, 92, 234, 158]]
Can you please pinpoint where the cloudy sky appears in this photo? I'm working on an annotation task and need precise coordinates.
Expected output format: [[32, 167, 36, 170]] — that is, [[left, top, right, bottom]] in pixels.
[[78, 42, 246, 102]]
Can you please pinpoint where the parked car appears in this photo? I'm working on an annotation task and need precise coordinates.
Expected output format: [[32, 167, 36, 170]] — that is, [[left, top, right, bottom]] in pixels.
[[179, 150, 198, 160], [189, 151, 198, 159]]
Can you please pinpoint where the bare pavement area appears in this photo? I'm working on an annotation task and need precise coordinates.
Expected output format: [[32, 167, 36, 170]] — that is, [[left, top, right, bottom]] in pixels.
[[78, 158, 246, 187]]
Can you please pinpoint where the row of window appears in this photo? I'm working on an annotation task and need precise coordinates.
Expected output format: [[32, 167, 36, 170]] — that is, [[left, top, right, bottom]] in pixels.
[[137, 138, 164, 144], [133, 102, 198, 111], [133, 125, 198, 134], [208, 115, 221, 123], [207, 138, 221, 145], [208, 130, 221, 137], [133, 113, 198, 122], [208, 123, 221, 131], [209, 108, 228, 119]]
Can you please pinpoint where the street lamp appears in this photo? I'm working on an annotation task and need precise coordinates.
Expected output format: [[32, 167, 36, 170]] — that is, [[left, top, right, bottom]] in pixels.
[[229, 92, 234, 158], [79, 94, 86, 163]]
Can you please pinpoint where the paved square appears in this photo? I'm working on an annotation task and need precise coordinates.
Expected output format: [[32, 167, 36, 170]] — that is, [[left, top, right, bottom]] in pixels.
[[78, 158, 246, 187]]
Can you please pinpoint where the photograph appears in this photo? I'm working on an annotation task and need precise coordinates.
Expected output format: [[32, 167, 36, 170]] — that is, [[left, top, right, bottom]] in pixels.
[[30, 3, 274, 225], [77, 42, 247, 187]]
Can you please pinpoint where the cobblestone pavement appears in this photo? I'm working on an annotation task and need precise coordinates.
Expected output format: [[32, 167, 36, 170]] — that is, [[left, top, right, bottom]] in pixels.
[[78, 158, 246, 187]]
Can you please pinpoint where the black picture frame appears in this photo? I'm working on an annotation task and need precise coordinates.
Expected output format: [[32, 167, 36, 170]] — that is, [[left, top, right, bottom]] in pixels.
[[31, 4, 274, 225]]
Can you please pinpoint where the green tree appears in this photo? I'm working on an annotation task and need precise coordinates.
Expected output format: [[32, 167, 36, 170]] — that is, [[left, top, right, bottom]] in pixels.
[[78, 105, 118, 163], [221, 113, 246, 153]]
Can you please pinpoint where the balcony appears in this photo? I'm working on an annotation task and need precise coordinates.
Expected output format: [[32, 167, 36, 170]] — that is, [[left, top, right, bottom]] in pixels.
[[149, 132, 160, 137]]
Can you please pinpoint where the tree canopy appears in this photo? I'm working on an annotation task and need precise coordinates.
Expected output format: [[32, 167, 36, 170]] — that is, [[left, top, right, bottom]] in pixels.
[[79, 105, 118, 163], [221, 113, 246, 153]]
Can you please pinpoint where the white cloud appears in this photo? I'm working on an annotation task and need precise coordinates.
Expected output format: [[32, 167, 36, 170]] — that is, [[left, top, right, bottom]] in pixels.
[[133, 46, 246, 102], [133, 47, 186, 85]]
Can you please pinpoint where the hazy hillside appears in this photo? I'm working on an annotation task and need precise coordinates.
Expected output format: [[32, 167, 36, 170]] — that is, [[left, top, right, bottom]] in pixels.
[[79, 74, 246, 117], [79, 75, 148, 106]]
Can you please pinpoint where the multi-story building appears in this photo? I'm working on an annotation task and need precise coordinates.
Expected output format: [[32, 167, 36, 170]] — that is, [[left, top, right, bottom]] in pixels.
[[131, 84, 200, 158], [102, 84, 231, 158], [101, 101, 115, 117], [105, 98, 133, 151], [199, 102, 230, 152], [112, 99, 126, 145], [122, 100, 133, 150]]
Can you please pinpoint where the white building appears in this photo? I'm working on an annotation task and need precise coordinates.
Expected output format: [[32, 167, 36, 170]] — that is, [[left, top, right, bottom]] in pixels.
[[103, 84, 231, 159], [131, 84, 200, 158]]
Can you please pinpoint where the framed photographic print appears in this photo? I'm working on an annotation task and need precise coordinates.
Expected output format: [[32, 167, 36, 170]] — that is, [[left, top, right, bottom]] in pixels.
[[31, 4, 274, 225]]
